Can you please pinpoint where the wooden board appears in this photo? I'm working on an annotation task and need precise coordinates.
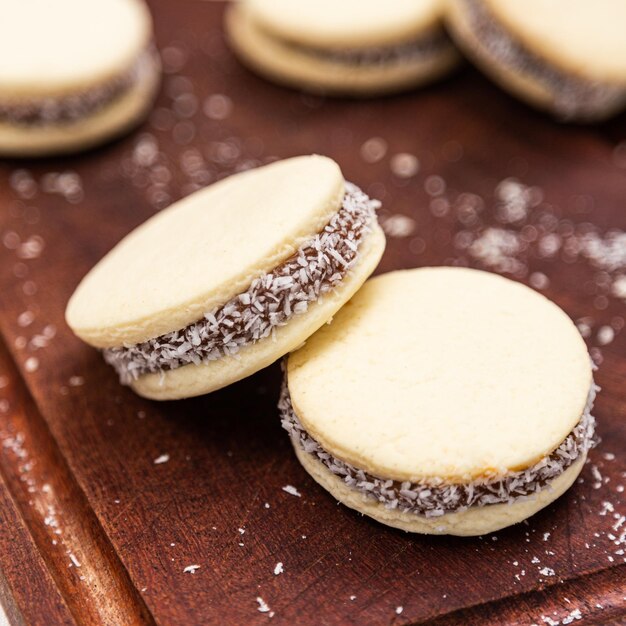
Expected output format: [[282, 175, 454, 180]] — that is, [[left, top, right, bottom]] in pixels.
[[0, 1, 625, 624]]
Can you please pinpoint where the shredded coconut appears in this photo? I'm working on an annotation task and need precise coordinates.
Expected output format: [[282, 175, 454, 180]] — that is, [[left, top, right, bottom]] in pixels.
[[104, 183, 378, 383], [279, 379, 597, 517], [282, 485, 301, 498]]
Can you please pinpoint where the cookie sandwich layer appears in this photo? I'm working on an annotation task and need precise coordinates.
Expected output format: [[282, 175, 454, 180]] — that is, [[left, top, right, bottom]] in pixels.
[[227, 0, 459, 96], [104, 183, 378, 384], [447, 0, 626, 120], [66, 155, 386, 399], [0, 0, 159, 155], [282, 268, 596, 535], [0, 47, 159, 127], [280, 379, 597, 518]]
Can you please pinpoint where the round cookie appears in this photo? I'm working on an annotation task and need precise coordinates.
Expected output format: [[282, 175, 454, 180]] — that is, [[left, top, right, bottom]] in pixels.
[[66, 155, 386, 400], [280, 268, 596, 536], [226, 0, 459, 97], [445, 0, 626, 121], [0, 0, 160, 157]]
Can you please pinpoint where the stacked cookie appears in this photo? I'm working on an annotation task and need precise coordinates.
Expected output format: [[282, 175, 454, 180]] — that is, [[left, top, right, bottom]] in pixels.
[[0, 0, 160, 157], [66, 156, 386, 400], [445, 0, 626, 121], [225, 0, 626, 121], [67, 156, 597, 536], [226, 0, 460, 97]]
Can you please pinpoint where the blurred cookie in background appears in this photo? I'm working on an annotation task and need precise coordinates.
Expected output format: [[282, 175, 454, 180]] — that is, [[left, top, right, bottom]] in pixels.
[[226, 0, 459, 97], [0, 0, 160, 157], [445, 0, 626, 122]]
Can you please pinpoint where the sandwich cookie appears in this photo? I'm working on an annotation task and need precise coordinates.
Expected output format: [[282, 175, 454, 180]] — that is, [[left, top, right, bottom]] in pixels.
[[0, 0, 160, 157], [226, 0, 459, 97], [280, 268, 597, 536], [445, 0, 626, 121], [66, 156, 386, 400]]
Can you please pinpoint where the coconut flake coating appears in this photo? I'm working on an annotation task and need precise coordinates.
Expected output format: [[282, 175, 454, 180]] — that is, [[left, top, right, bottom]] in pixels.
[[279, 379, 598, 517], [104, 183, 378, 384], [463, 0, 626, 119], [0, 47, 158, 126], [299, 31, 453, 67]]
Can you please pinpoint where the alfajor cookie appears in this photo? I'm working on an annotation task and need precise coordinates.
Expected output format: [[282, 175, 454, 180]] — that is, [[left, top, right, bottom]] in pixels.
[[226, 0, 459, 97], [0, 0, 160, 157], [280, 268, 597, 536], [66, 156, 386, 400], [445, 0, 626, 121]]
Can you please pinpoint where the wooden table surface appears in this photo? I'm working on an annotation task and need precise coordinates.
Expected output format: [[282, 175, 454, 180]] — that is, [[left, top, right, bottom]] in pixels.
[[0, 1, 625, 624]]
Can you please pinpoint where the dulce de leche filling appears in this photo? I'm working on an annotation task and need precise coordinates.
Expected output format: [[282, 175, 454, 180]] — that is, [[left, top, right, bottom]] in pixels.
[[104, 183, 378, 384], [279, 378, 598, 517], [462, 0, 626, 119], [0, 47, 158, 127], [295, 30, 454, 67]]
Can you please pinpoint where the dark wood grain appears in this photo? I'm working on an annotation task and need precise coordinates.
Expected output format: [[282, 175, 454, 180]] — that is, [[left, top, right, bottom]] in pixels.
[[0, 1, 625, 624], [0, 341, 155, 626]]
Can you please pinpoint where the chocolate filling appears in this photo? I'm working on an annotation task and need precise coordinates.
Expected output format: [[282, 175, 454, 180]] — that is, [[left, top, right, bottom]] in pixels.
[[463, 0, 626, 119], [279, 378, 598, 517], [0, 47, 158, 127], [294, 30, 454, 67], [104, 183, 378, 384]]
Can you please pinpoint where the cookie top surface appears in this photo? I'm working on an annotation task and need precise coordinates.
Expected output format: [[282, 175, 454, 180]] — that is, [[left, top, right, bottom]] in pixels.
[[66, 155, 345, 348], [0, 0, 152, 97], [287, 267, 592, 482], [484, 0, 626, 82], [243, 0, 444, 49]]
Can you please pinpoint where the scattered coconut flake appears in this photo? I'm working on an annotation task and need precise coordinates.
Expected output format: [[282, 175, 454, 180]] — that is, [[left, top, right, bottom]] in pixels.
[[282, 485, 301, 498], [529, 272, 550, 290], [382, 214, 416, 238], [153, 454, 170, 465], [562, 609, 583, 624], [203, 94, 232, 120], [596, 326, 615, 346], [599, 502, 614, 516], [256, 596, 272, 615], [395, 606, 404, 615], [183, 564, 200, 574], [273, 562, 283, 575], [539, 567, 555, 577], [360, 137, 387, 163], [17, 311, 35, 327], [390, 153, 419, 178], [69, 553, 81, 568], [495, 178, 541, 224], [24, 357, 39, 373], [424, 175, 446, 197]]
